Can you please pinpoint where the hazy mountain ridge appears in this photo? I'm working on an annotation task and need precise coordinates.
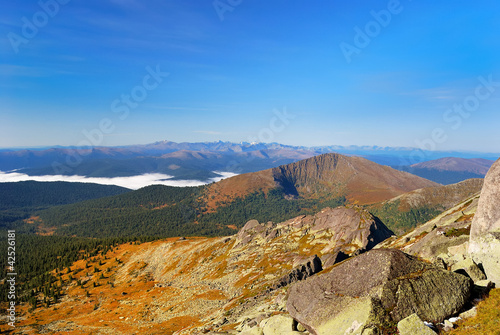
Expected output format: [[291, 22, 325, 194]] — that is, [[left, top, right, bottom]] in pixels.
[[396, 157, 495, 185], [1, 141, 497, 183]]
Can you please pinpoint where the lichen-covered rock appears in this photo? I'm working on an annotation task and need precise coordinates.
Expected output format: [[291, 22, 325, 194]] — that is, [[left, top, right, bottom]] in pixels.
[[236, 219, 271, 246], [469, 158, 500, 285], [320, 251, 349, 268], [397, 314, 436, 335], [240, 326, 264, 335], [287, 249, 471, 335], [361, 328, 379, 335], [469, 232, 500, 285], [260, 314, 301, 335]]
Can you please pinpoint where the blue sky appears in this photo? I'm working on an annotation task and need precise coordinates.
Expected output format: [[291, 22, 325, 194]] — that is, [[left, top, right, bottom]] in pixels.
[[1, 0, 500, 152]]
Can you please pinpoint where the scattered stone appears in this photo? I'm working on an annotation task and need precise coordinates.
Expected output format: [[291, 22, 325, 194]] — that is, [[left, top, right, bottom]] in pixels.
[[260, 314, 298, 335], [451, 257, 486, 282], [448, 242, 469, 256], [459, 306, 477, 319], [397, 314, 436, 335], [443, 319, 454, 331], [296, 322, 306, 332], [239, 326, 263, 335], [433, 257, 448, 270], [287, 249, 472, 334], [361, 327, 379, 335], [236, 220, 267, 246]]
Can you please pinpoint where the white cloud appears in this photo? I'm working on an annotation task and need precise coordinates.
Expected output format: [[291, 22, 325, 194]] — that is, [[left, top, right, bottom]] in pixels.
[[0, 171, 238, 190]]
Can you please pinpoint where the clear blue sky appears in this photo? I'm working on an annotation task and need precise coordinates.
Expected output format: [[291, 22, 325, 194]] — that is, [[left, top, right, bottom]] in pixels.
[[1, 0, 499, 152]]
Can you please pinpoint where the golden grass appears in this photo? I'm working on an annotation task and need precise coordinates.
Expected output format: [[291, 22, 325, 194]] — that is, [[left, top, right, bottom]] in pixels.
[[449, 289, 500, 335]]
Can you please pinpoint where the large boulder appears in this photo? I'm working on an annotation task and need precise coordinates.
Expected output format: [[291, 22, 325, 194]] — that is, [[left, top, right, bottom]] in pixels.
[[286, 249, 472, 335], [469, 158, 500, 285]]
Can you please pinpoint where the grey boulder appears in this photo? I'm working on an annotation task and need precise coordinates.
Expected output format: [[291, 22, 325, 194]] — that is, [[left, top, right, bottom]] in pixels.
[[287, 249, 471, 335]]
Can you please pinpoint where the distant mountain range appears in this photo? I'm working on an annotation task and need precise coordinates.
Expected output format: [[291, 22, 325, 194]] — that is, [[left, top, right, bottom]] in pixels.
[[396, 157, 495, 184], [0, 141, 497, 185]]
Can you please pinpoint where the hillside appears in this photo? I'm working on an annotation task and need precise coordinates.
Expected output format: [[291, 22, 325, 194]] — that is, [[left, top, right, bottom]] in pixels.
[[0, 181, 130, 210], [0, 181, 131, 233], [397, 157, 494, 184], [2, 206, 394, 334], [3, 198, 493, 334], [368, 178, 484, 234], [206, 153, 439, 210]]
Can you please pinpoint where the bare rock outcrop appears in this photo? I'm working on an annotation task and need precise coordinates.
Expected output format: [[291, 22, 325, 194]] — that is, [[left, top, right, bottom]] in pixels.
[[287, 249, 472, 335], [274, 255, 322, 290], [469, 158, 500, 285], [235, 207, 394, 257]]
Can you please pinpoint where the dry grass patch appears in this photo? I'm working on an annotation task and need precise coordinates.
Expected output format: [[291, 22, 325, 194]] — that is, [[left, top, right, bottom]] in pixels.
[[450, 289, 500, 335]]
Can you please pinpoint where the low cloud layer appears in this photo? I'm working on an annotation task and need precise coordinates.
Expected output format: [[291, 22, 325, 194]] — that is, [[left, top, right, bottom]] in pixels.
[[0, 171, 238, 190]]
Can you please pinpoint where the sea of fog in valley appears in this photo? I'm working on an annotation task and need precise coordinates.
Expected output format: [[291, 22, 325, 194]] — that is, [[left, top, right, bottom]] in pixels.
[[0, 171, 238, 189]]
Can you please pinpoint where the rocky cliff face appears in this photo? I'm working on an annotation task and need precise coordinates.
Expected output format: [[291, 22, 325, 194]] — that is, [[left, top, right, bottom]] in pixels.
[[469, 158, 500, 285], [205, 153, 438, 211], [272, 153, 438, 204]]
